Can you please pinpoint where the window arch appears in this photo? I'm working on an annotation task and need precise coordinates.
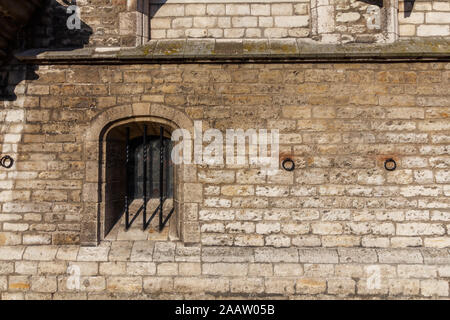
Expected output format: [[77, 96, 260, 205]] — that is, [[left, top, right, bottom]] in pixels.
[[81, 104, 199, 246]]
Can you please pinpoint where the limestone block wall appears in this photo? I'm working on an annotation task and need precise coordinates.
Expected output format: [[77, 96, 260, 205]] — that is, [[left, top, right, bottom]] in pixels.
[[16, 1, 450, 48], [0, 244, 449, 299], [311, 0, 398, 43], [17, 0, 420, 48], [149, 1, 311, 39], [399, 0, 450, 38], [0, 60, 450, 299], [0, 62, 449, 248]]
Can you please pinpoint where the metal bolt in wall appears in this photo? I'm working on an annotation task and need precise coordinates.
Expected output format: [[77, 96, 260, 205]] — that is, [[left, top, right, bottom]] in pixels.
[[282, 158, 295, 172], [384, 158, 397, 171]]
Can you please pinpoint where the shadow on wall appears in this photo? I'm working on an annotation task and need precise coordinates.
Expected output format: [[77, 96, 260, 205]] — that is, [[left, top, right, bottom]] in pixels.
[[0, 0, 92, 101], [360, 0, 384, 6], [403, 0, 416, 18]]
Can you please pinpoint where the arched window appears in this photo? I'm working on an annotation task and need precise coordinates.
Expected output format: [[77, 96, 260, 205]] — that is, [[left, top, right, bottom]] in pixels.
[[82, 105, 200, 246]]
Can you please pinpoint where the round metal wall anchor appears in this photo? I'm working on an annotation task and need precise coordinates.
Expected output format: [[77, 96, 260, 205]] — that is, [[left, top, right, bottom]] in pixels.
[[384, 158, 397, 171], [0, 155, 14, 169], [282, 158, 295, 172]]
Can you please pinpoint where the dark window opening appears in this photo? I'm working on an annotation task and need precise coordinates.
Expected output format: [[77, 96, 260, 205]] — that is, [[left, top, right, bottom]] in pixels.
[[128, 135, 173, 200], [104, 122, 175, 238]]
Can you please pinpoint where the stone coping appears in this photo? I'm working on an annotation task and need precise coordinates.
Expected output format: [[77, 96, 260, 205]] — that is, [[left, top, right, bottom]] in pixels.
[[15, 38, 450, 64]]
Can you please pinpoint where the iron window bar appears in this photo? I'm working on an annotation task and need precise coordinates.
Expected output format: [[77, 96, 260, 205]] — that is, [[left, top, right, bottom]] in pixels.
[[125, 127, 130, 229], [158, 126, 175, 231], [124, 125, 174, 232], [143, 124, 148, 229]]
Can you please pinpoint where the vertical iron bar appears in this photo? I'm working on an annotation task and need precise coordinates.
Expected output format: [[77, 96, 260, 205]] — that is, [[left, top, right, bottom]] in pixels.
[[143, 125, 147, 230], [159, 126, 164, 231], [149, 135, 153, 200], [125, 127, 130, 229]]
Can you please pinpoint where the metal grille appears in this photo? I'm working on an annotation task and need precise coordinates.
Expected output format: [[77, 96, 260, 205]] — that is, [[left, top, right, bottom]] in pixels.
[[124, 125, 174, 231]]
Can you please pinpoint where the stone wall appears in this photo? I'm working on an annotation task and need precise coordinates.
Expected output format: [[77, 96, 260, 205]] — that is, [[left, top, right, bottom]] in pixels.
[[21, 0, 130, 48], [311, 0, 398, 43], [399, 0, 450, 37], [149, 1, 311, 39], [0, 244, 449, 299], [15, 1, 450, 47], [0, 0, 449, 300], [1, 61, 449, 249]]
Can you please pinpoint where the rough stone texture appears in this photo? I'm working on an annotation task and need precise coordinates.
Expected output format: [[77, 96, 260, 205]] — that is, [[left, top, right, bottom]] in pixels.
[[149, 1, 310, 39], [2, 59, 450, 249], [0, 244, 448, 299], [0, 0, 449, 301], [15, 38, 450, 66], [400, 0, 450, 38], [311, 0, 399, 43], [1, 59, 449, 299], [8, 0, 449, 53]]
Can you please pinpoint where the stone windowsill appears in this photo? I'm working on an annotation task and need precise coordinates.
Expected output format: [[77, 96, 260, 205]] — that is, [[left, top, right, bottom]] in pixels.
[[15, 38, 450, 64]]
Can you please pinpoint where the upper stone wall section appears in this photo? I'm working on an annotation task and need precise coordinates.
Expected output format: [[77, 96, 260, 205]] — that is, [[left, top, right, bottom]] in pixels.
[[399, 0, 450, 38], [15, 0, 450, 49], [148, 1, 311, 39], [19, 0, 130, 50]]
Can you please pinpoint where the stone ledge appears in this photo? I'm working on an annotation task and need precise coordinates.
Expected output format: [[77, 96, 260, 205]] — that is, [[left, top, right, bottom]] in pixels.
[[1, 244, 450, 264], [15, 38, 450, 64]]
